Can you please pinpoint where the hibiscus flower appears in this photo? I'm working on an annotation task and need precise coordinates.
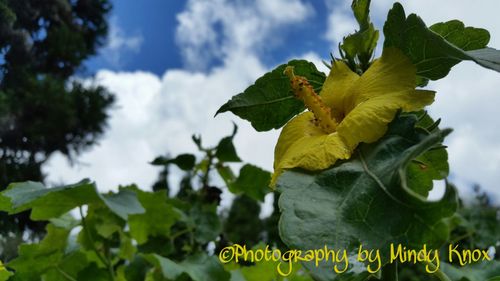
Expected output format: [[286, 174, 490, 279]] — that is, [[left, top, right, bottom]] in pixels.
[[272, 48, 435, 186]]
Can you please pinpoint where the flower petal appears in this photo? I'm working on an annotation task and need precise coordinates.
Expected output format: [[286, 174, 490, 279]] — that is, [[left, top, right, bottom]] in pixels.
[[320, 61, 360, 122], [272, 112, 352, 186], [353, 48, 419, 103], [337, 89, 435, 148]]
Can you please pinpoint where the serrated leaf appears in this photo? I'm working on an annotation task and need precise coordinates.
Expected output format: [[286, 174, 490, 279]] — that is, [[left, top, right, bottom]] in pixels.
[[277, 116, 457, 280], [229, 164, 271, 202], [216, 60, 325, 131], [383, 3, 498, 81], [430, 20, 490, 51], [145, 253, 230, 281], [128, 189, 180, 244], [216, 123, 241, 162]]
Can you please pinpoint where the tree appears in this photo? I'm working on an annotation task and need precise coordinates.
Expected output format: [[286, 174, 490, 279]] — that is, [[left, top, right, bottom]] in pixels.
[[0, 0, 113, 243]]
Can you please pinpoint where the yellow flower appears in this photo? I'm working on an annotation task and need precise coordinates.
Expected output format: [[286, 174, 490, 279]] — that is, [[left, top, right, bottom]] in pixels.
[[271, 48, 435, 186]]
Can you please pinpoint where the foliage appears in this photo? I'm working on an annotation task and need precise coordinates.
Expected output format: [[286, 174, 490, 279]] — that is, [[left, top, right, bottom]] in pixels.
[[0, 128, 310, 280]]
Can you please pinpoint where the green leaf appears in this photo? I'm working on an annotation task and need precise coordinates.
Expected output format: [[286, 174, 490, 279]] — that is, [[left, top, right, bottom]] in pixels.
[[466, 48, 500, 71], [151, 153, 197, 171], [128, 189, 180, 244], [8, 224, 70, 280], [216, 164, 236, 188], [216, 123, 241, 162], [277, 115, 458, 280], [42, 251, 89, 281], [352, 0, 371, 30], [0, 179, 144, 221], [340, 0, 379, 72], [430, 20, 490, 51], [0, 261, 13, 281], [100, 189, 145, 220], [406, 112, 449, 197], [0, 179, 101, 220], [145, 253, 230, 281], [77, 204, 124, 250], [49, 213, 80, 230], [441, 261, 500, 281], [383, 3, 498, 82], [229, 164, 271, 202], [406, 147, 449, 197], [216, 60, 325, 131], [189, 204, 221, 244], [76, 263, 110, 281]]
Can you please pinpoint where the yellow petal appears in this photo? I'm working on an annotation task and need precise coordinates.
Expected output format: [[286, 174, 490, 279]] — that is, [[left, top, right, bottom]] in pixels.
[[271, 112, 352, 186], [320, 60, 360, 122], [337, 89, 435, 148], [353, 48, 418, 103]]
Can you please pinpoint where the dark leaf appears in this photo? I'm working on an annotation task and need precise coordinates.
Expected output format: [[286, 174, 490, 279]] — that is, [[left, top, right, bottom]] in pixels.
[[216, 60, 325, 131]]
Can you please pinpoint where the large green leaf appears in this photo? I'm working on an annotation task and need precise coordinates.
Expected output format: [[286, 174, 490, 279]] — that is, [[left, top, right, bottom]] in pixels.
[[0, 179, 144, 221], [0, 180, 100, 220], [383, 3, 500, 82], [216, 60, 325, 131], [277, 116, 458, 280], [145, 253, 230, 281], [127, 189, 180, 244]]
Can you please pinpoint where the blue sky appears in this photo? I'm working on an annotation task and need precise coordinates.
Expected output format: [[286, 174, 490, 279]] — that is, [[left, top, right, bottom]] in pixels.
[[85, 0, 335, 75], [45, 0, 500, 205]]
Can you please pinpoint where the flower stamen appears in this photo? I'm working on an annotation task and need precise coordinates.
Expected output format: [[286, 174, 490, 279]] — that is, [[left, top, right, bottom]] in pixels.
[[284, 66, 338, 134]]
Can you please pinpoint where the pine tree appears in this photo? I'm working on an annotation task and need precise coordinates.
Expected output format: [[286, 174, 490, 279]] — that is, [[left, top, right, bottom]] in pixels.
[[0, 0, 114, 251]]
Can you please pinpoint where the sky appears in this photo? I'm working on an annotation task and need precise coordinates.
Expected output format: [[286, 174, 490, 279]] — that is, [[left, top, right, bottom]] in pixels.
[[44, 0, 500, 205]]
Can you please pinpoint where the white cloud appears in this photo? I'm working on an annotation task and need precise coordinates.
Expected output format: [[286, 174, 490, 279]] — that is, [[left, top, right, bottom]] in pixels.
[[324, 0, 357, 48], [175, 0, 313, 70], [101, 17, 144, 67]]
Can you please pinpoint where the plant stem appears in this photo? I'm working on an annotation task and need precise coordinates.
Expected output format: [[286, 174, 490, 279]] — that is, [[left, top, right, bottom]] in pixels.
[[202, 151, 214, 188]]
